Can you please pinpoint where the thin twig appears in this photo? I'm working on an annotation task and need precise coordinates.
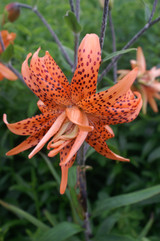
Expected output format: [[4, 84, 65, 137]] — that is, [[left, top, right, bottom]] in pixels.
[[148, 0, 158, 23], [75, 0, 80, 21], [69, 0, 75, 13], [0, 31, 5, 52], [16, 3, 73, 69], [98, 13, 160, 83], [73, 0, 80, 71], [108, 10, 117, 82], [100, 0, 109, 50], [7, 62, 25, 84]]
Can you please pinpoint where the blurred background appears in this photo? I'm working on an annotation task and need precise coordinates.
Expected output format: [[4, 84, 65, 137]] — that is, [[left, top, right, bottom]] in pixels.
[[1, 0, 160, 240]]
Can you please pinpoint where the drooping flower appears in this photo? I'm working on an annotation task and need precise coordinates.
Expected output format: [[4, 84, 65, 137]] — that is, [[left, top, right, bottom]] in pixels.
[[0, 30, 17, 81], [4, 34, 142, 194], [118, 47, 160, 114]]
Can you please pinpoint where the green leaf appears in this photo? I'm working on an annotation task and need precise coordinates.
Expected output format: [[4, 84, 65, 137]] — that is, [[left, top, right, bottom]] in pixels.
[[38, 222, 82, 241], [147, 147, 160, 163], [102, 48, 137, 63], [92, 234, 136, 241], [64, 11, 82, 33], [93, 185, 160, 217], [0, 44, 14, 62], [0, 200, 49, 230]]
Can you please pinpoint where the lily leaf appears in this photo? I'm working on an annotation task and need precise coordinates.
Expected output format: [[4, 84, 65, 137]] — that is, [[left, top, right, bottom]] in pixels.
[[38, 222, 82, 241], [93, 184, 160, 217], [102, 48, 137, 63], [0, 200, 49, 230], [64, 11, 82, 33]]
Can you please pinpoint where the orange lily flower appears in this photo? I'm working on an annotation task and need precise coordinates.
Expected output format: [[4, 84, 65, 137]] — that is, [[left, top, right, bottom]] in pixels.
[[4, 34, 142, 194], [0, 30, 17, 81], [118, 47, 160, 114]]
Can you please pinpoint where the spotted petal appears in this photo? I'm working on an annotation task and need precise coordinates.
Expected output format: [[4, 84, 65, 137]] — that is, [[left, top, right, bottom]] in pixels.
[[71, 34, 101, 103], [86, 130, 129, 162], [6, 127, 50, 156], [3, 111, 59, 136], [22, 49, 71, 108]]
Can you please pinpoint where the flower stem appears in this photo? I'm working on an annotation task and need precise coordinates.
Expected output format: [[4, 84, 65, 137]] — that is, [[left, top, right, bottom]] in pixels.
[[98, 0, 160, 83], [100, 0, 109, 50], [16, 3, 73, 69], [77, 144, 92, 241]]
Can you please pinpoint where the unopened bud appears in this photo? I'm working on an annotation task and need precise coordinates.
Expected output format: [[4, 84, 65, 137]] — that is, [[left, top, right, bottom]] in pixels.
[[3, 2, 20, 24]]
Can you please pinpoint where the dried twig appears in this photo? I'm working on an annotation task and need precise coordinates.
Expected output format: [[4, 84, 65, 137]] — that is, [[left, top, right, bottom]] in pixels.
[[108, 10, 117, 82], [100, 0, 109, 50], [98, 3, 160, 83]]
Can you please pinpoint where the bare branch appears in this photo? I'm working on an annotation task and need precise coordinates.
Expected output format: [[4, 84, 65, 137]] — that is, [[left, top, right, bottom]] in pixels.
[[100, 0, 109, 50], [16, 3, 74, 69], [108, 10, 117, 82], [98, 7, 160, 83], [148, 0, 158, 23], [69, 0, 75, 12], [73, 0, 80, 71]]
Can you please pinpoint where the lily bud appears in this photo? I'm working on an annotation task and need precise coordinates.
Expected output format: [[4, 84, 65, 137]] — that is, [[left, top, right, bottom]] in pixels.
[[3, 2, 20, 24]]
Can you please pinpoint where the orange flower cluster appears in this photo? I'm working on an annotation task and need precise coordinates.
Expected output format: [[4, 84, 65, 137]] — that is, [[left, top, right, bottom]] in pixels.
[[118, 47, 160, 114], [0, 30, 17, 81], [4, 34, 142, 194]]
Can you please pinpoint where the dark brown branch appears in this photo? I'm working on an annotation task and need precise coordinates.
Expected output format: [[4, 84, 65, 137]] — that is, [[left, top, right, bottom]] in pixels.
[[100, 0, 109, 50]]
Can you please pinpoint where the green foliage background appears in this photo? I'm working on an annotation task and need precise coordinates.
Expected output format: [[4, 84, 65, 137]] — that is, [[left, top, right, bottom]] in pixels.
[[1, 0, 160, 240]]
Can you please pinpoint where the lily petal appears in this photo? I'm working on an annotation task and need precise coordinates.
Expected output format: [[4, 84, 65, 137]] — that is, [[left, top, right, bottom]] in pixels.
[[77, 68, 138, 115], [137, 47, 146, 74], [59, 141, 77, 194], [3, 111, 59, 136], [71, 34, 101, 103], [66, 106, 93, 131], [6, 128, 50, 156], [86, 130, 129, 162], [29, 111, 66, 158], [0, 63, 17, 80], [22, 50, 71, 108]]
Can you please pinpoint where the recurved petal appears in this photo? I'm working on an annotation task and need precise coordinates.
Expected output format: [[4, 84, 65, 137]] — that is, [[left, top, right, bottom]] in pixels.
[[86, 130, 129, 162], [30, 48, 71, 105], [88, 115, 114, 140], [22, 50, 71, 108], [0, 63, 17, 80], [78, 68, 139, 116], [66, 106, 93, 131], [137, 47, 146, 74], [71, 34, 101, 103], [148, 92, 158, 112], [3, 111, 59, 136], [130, 60, 137, 69], [6, 127, 50, 156]]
